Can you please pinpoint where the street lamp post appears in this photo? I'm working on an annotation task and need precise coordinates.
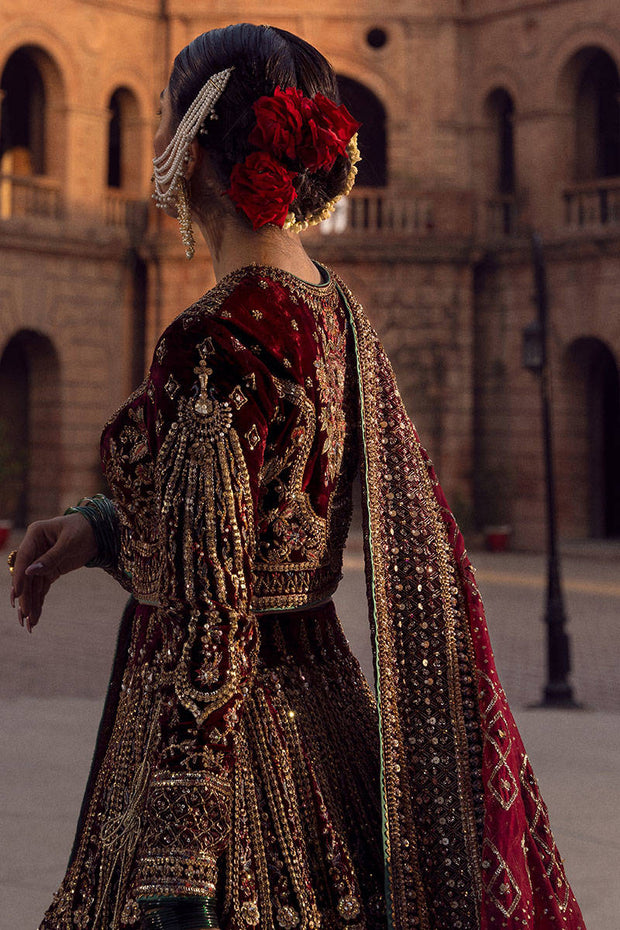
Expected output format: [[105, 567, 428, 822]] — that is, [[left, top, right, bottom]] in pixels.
[[522, 232, 579, 708]]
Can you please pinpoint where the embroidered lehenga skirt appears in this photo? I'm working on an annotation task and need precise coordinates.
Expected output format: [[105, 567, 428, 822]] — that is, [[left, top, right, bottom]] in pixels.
[[46, 599, 386, 930], [241, 603, 386, 929]]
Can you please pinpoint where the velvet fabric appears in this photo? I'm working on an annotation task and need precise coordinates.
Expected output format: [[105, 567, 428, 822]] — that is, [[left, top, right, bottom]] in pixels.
[[38, 264, 584, 930]]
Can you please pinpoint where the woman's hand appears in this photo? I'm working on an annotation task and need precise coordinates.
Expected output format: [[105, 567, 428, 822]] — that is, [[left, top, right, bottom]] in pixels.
[[10, 513, 98, 632]]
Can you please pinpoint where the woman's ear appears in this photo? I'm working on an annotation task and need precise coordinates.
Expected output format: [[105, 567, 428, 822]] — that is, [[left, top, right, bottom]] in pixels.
[[184, 139, 203, 180]]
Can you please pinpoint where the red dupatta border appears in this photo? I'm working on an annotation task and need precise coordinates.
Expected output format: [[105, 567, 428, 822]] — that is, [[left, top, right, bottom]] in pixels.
[[335, 275, 586, 930]]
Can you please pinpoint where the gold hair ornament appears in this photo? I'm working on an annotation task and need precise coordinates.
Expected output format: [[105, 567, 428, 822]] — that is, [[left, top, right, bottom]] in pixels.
[[176, 178, 196, 260], [152, 67, 234, 209], [282, 135, 361, 233], [152, 67, 233, 259]]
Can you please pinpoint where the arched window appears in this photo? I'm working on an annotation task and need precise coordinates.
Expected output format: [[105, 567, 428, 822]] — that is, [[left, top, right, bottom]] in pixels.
[[485, 88, 516, 195], [561, 338, 620, 537], [573, 48, 620, 180], [483, 88, 517, 235], [0, 45, 65, 218], [0, 48, 46, 175], [106, 87, 142, 192], [336, 76, 387, 187]]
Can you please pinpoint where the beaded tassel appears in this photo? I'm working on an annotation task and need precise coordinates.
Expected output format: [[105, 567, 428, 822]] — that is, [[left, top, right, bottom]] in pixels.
[[176, 178, 195, 260], [152, 67, 233, 210]]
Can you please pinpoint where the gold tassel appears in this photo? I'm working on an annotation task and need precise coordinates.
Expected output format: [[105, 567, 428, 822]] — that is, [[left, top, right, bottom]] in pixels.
[[176, 177, 195, 260]]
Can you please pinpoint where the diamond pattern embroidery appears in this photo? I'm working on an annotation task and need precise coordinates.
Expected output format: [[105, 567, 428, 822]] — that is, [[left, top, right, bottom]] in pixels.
[[198, 337, 215, 358], [481, 838, 522, 918], [245, 424, 260, 450], [485, 710, 519, 810], [520, 756, 571, 912], [165, 374, 180, 399], [229, 386, 248, 410], [155, 337, 168, 365]]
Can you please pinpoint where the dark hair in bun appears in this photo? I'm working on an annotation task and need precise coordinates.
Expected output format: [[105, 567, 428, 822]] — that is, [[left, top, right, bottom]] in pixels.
[[168, 24, 352, 225]]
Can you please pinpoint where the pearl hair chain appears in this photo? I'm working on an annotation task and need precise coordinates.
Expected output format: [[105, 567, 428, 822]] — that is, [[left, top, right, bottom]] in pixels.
[[152, 67, 234, 208]]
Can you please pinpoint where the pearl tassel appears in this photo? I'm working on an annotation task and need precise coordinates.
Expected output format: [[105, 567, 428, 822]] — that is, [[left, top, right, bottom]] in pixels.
[[152, 67, 234, 209]]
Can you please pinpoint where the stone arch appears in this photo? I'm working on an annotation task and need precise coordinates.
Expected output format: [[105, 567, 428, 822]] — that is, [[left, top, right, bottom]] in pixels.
[[336, 75, 387, 187], [0, 43, 66, 181], [0, 330, 62, 526], [476, 67, 522, 121], [560, 337, 620, 538], [0, 22, 77, 100], [551, 27, 620, 108], [106, 86, 143, 193], [0, 44, 67, 218], [557, 45, 620, 182]]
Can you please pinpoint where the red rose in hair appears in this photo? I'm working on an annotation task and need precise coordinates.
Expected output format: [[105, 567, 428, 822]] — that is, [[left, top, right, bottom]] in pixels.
[[313, 94, 361, 152], [297, 117, 342, 171], [249, 86, 361, 173], [249, 86, 305, 161], [227, 152, 298, 229], [297, 95, 362, 172]]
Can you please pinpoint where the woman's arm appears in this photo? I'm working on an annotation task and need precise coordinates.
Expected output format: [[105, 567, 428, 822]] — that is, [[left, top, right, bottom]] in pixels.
[[126, 315, 275, 924]]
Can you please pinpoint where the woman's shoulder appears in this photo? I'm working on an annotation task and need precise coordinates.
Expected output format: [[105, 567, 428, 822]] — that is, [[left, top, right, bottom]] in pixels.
[[156, 262, 342, 373]]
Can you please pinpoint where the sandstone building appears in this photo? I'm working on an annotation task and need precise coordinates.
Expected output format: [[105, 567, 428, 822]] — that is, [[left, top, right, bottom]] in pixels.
[[0, 0, 618, 549]]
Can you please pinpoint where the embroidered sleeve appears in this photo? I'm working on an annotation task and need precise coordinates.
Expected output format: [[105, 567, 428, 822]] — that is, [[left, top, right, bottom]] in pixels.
[[129, 318, 275, 904]]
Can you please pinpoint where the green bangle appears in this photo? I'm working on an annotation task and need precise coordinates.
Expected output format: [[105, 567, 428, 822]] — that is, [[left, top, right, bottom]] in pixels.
[[64, 494, 120, 570], [139, 897, 220, 930]]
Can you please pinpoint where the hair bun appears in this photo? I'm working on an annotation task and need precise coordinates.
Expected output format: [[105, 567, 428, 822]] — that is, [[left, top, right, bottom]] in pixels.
[[168, 25, 361, 230]]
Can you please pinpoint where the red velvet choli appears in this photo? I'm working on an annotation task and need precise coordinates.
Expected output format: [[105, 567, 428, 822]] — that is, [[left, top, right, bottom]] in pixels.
[[103, 264, 356, 616]]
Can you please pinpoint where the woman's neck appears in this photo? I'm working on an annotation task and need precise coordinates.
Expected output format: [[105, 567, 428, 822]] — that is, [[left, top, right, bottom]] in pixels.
[[195, 208, 322, 285]]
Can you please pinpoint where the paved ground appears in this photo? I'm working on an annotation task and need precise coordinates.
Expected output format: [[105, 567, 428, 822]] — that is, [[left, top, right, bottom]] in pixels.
[[1, 529, 619, 929]]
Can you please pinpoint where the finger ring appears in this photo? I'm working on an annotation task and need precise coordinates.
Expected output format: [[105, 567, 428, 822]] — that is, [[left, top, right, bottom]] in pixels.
[[7, 549, 17, 574]]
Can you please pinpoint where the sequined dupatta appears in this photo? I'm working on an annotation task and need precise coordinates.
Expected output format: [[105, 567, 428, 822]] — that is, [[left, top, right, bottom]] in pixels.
[[336, 277, 585, 930]]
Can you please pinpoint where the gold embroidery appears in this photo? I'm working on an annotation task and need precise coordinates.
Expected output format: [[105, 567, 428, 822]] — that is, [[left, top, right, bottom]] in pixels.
[[245, 424, 260, 450], [519, 755, 571, 912], [481, 838, 522, 918], [155, 337, 167, 365], [230, 385, 248, 410], [164, 374, 180, 399], [156, 378, 254, 609], [248, 269, 356, 612], [198, 336, 216, 357], [313, 314, 346, 485], [485, 709, 519, 810], [340, 274, 484, 928], [132, 771, 232, 900]]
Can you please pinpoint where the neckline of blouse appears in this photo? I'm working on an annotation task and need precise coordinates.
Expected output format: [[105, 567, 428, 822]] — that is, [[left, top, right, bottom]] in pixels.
[[215, 260, 333, 295]]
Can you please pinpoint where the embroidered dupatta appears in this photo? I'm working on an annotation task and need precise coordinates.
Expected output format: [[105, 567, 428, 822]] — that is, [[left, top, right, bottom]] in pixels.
[[337, 276, 585, 930]]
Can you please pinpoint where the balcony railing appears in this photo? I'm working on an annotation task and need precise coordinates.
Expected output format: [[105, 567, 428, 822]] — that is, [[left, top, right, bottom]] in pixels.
[[103, 190, 149, 235], [0, 174, 63, 220], [315, 188, 473, 239], [564, 178, 620, 230]]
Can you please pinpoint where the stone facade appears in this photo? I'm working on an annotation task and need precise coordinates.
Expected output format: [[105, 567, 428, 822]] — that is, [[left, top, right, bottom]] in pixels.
[[0, 0, 618, 548]]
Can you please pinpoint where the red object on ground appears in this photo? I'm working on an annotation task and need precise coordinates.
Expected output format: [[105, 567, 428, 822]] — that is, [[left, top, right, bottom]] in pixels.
[[485, 526, 512, 552], [0, 521, 12, 550]]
